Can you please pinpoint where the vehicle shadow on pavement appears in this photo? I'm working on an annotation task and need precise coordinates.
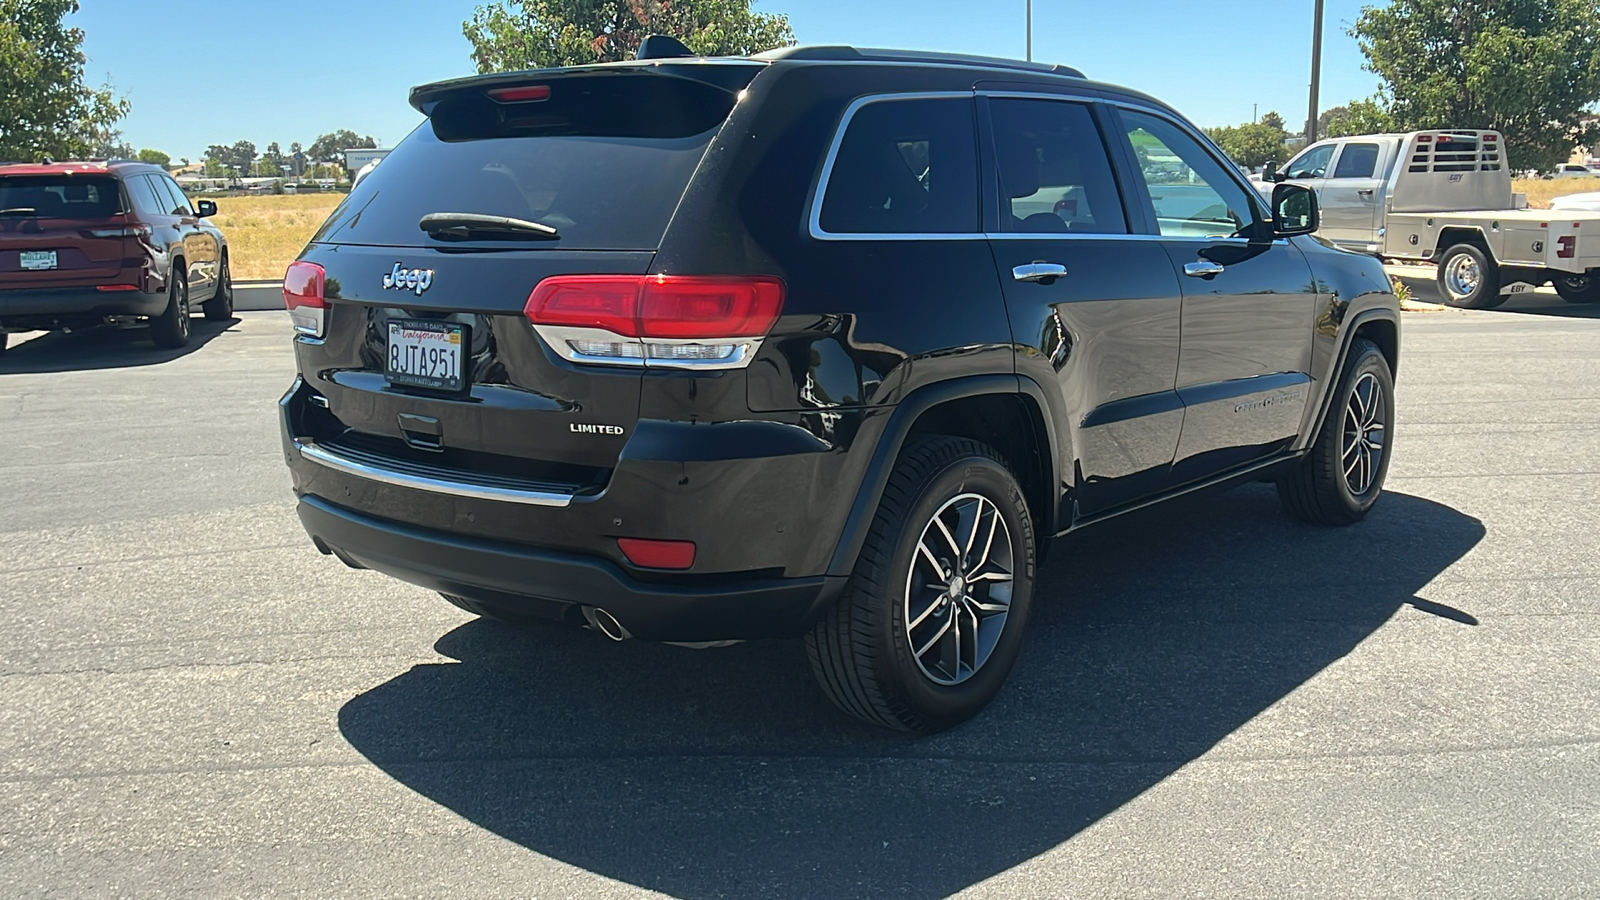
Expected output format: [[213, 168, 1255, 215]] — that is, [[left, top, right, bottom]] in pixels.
[[338, 486, 1483, 899], [0, 318, 237, 374]]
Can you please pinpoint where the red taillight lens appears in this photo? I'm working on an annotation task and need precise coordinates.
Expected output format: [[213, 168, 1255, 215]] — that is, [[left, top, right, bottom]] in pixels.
[[524, 275, 784, 339], [638, 275, 784, 338], [524, 275, 640, 335], [284, 261, 327, 337], [95, 284, 139, 292], [488, 85, 551, 102], [617, 537, 696, 570]]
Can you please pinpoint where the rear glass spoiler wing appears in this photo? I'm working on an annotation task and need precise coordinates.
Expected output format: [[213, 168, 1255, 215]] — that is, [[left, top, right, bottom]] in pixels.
[[409, 60, 767, 116]]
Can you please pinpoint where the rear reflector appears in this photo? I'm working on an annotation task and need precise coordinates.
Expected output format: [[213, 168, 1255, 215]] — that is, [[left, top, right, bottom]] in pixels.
[[488, 85, 551, 102], [283, 260, 327, 337], [617, 537, 696, 570], [95, 284, 139, 291]]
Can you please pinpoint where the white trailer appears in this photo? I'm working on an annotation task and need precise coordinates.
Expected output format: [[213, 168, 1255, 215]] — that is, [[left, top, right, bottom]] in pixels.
[[1263, 130, 1600, 307]]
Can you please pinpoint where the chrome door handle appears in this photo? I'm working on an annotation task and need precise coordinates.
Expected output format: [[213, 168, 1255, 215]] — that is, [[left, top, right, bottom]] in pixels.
[[1013, 262, 1068, 283], [1357, 189, 1375, 196], [1184, 260, 1226, 278]]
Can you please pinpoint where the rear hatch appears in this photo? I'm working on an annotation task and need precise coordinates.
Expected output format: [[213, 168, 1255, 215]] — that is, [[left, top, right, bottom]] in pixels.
[[0, 173, 134, 288], [293, 64, 762, 491]]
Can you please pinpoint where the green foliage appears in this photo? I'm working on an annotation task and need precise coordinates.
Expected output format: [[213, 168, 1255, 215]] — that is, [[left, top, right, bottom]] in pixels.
[[1259, 110, 1285, 132], [1317, 99, 1396, 139], [205, 140, 257, 174], [1205, 117, 1288, 169], [0, 0, 129, 160], [463, 0, 795, 72], [1353, 0, 1600, 172], [307, 130, 375, 163], [136, 147, 170, 168]]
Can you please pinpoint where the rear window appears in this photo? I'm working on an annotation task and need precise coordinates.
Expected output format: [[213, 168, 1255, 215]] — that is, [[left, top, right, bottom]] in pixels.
[[312, 75, 743, 251], [0, 176, 123, 218]]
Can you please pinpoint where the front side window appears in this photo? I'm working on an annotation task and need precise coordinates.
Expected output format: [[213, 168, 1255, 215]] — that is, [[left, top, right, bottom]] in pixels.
[[989, 98, 1127, 235], [159, 176, 194, 215], [1286, 144, 1335, 179], [1119, 109, 1255, 239], [1332, 143, 1380, 179], [818, 97, 978, 235]]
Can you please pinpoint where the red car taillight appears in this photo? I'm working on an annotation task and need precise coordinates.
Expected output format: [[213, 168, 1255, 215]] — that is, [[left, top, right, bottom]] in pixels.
[[524, 274, 784, 368], [84, 224, 152, 239], [283, 261, 327, 338]]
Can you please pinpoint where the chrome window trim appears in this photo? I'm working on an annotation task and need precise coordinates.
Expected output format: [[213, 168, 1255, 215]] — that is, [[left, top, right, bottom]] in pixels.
[[292, 439, 577, 508]]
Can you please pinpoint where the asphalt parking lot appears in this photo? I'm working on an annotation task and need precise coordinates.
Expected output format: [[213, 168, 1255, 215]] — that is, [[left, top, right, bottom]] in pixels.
[[2, 290, 1598, 899]]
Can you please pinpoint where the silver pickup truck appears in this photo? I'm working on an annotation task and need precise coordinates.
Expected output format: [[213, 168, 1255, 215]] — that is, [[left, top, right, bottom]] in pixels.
[[1263, 130, 1600, 307]]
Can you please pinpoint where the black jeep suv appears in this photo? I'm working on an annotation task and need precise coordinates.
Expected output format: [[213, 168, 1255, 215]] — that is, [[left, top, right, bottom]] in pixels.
[[280, 44, 1400, 732]]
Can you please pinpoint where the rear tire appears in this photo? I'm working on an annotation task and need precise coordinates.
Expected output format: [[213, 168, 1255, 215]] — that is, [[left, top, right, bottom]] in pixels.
[[1555, 274, 1600, 304], [1277, 338, 1395, 525], [1435, 243, 1504, 309], [203, 255, 234, 320], [805, 436, 1036, 733], [148, 271, 191, 348]]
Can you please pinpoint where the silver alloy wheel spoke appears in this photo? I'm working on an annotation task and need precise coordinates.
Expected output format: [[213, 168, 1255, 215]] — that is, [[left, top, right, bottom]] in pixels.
[[1343, 372, 1384, 495], [904, 492, 1015, 686]]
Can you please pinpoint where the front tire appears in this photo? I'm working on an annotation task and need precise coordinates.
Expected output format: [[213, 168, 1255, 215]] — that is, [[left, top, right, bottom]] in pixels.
[[806, 436, 1036, 733], [203, 255, 234, 320], [1435, 243, 1505, 309], [1555, 274, 1600, 305], [148, 271, 191, 348], [1277, 338, 1395, 525]]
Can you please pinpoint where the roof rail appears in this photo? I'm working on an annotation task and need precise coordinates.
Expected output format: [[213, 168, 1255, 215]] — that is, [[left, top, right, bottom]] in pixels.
[[754, 45, 1085, 79]]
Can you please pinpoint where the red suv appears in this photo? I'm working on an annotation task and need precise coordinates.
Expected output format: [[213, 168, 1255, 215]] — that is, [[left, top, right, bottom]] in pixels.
[[0, 160, 231, 351]]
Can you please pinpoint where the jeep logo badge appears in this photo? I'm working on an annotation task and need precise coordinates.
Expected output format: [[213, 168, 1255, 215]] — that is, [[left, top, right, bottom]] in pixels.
[[382, 262, 434, 296]]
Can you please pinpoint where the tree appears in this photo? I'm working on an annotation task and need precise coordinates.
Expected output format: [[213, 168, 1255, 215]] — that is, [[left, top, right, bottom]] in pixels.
[[463, 0, 795, 72], [1206, 119, 1288, 169], [1353, 0, 1600, 172], [307, 130, 375, 163], [1318, 100, 1395, 139], [137, 148, 170, 168], [260, 141, 284, 175], [0, 0, 130, 160], [1259, 110, 1285, 132]]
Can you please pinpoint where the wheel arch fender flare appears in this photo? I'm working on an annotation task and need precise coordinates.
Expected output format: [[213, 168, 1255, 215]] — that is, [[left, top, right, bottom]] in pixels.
[[1296, 306, 1399, 452], [825, 374, 1063, 578], [1436, 226, 1499, 265]]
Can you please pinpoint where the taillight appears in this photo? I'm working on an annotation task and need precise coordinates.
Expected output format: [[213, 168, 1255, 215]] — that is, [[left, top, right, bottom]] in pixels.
[[283, 261, 327, 338], [84, 224, 152, 239], [524, 274, 784, 369]]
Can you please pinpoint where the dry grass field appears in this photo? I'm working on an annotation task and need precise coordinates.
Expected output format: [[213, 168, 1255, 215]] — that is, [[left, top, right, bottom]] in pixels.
[[207, 181, 1596, 281], [1515, 177, 1600, 209], [211, 193, 344, 281]]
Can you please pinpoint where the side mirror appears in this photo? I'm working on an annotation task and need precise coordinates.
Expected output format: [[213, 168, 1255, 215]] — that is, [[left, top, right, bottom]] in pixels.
[[196, 200, 218, 218], [1272, 182, 1318, 237], [1265, 165, 1287, 183]]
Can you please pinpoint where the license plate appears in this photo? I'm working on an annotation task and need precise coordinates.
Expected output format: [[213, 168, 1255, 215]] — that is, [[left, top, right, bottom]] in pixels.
[[385, 320, 467, 392], [20, 250, 57, 271]]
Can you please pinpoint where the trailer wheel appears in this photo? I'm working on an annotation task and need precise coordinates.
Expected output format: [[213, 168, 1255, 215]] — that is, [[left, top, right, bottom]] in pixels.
[[1436, 243, 1505, 309], [1555, 274, 1600, 305]]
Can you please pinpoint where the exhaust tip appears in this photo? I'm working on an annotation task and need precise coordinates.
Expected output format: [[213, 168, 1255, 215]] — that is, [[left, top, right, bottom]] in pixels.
[[583, 607, 631, 642]]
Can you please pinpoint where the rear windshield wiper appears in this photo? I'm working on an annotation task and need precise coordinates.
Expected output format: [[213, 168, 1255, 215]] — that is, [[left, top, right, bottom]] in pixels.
[[0, 207, 37, 217], [419, 212, 559, 241]]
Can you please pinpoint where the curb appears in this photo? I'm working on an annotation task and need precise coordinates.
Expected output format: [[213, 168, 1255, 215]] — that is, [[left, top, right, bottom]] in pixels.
[[235, 281, 284, 312]]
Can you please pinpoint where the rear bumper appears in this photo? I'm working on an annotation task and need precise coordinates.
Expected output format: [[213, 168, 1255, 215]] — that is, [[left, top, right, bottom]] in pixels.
[[0, 285, 167, 323], [297, 494, 844, 641]]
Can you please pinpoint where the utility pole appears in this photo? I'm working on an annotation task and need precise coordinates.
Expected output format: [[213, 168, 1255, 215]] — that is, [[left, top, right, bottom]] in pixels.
[[1307, 0, 1324, 143], [1026, 0, 1033, 61]]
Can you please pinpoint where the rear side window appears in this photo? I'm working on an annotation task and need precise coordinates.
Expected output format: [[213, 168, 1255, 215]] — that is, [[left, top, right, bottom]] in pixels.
[[0, 176, 123, 218], [126, 175, 169, 217], [1333, 143, 1380, 179], [989, 98, 1127, 235], [818, 97, 979, 235], [313, 75, 744, 251]]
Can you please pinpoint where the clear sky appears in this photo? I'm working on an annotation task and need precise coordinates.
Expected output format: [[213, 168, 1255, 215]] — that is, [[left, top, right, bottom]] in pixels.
[[74, 0, 1383, 162]]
